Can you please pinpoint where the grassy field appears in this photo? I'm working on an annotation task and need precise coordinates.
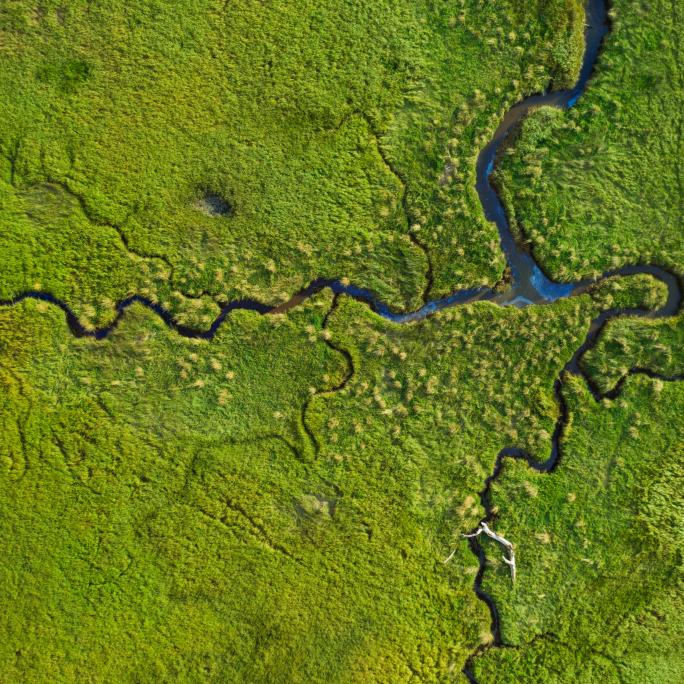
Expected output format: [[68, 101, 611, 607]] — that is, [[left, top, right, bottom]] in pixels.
[[0, 295, 422, 682], [472, 375, 683, 683], [1, 0, 682, 681], [0, 0, 586, 325], [0, 275, 663, 682], [494, 0, 684, 383], [0, 296, 488, 682]]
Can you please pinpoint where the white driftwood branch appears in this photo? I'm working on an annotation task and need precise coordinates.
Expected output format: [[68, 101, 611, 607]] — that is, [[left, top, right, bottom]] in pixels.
[[461, 521, 517, 582]]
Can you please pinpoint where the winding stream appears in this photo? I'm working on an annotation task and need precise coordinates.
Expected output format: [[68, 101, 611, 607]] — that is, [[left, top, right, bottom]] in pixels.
[[0, 0, 682, 679], [1, 3, 680, 334], [461, 307, 684, 683]]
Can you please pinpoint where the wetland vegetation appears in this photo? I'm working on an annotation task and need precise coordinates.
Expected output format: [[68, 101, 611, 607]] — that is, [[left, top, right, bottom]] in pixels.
[[0, 0, 585, 324], [0, 0, 682, 682]]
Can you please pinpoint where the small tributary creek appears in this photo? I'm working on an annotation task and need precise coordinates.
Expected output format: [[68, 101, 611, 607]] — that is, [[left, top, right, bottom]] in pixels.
[[4, 1, 678, 334]]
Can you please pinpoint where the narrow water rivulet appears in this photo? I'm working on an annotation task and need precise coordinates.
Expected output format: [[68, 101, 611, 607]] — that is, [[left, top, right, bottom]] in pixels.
[[0, 1, 681, 679], [2, 0, 678, 333]]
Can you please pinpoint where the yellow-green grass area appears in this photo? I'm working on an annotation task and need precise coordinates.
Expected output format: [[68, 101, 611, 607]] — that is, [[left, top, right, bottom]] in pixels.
[[0, 292, 486, 683], [494, 0, 684, 383], [472, 375, 683, 683], [0, 0, 585, 326], [0, 274, 663, 682], [0, 292, 344, 461]]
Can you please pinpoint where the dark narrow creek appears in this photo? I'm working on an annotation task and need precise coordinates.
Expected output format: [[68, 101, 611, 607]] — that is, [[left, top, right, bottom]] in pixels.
[[461, 310, 684, 683], [0, 0, 681, 679], [2, 2, 678, 336], [458, 1, 683, 680]]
